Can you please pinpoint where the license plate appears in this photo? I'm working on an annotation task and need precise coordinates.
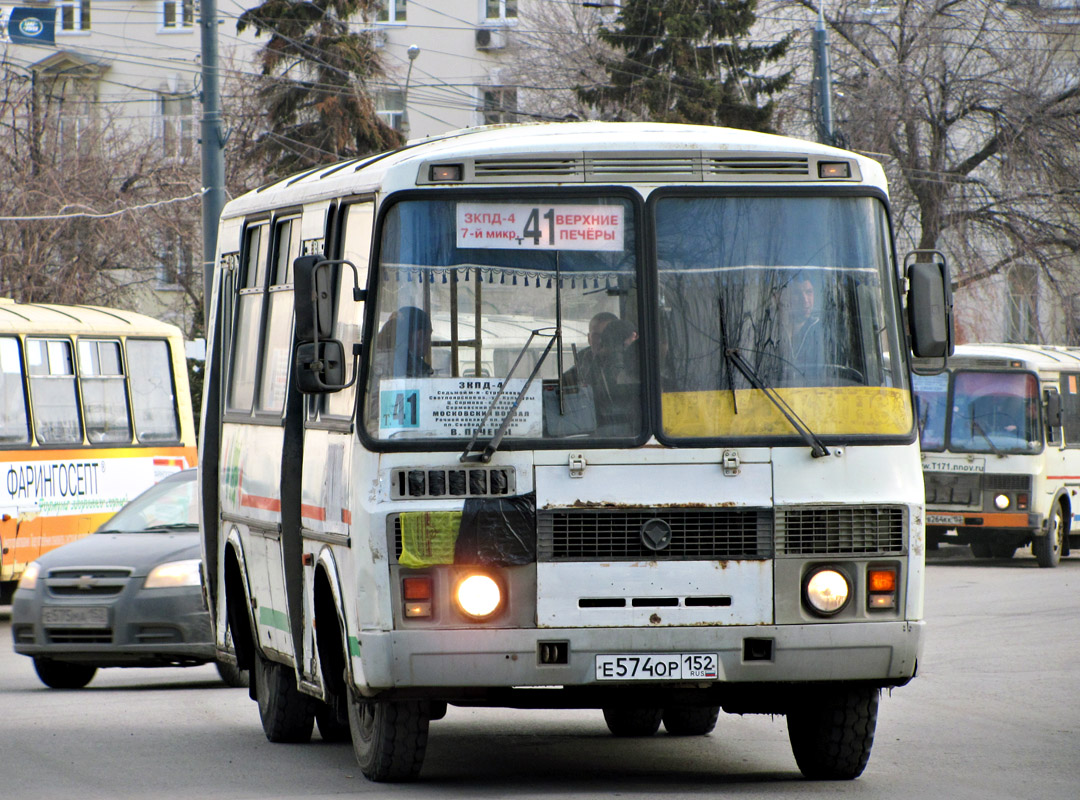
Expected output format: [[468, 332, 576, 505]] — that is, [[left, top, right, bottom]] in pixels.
[[42, 606, 108, 627], [595, 653, 719, 681], [927, 514, 964, 526]]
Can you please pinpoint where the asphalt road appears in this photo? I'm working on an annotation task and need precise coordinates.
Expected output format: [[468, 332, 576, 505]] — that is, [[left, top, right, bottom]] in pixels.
[[2, 548, 1078, 799]]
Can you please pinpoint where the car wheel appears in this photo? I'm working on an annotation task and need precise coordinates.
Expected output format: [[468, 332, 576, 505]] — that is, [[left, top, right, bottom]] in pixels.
[[33, 658, 96, 689], [662, 705, 720, 736], [347, 694, 430, 782], [1033, 506, 1064, 569], [215, 659, 249, 688], [255, 654, 314, 743], [602, 706, 663, 737], [787, 686, 879, 780], [969, 540, 994, 559]]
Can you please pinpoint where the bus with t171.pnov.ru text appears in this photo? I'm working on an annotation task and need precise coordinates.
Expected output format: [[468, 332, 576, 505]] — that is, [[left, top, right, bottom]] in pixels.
[[198, 121, 953, 783], [1, 301, 197, 601]]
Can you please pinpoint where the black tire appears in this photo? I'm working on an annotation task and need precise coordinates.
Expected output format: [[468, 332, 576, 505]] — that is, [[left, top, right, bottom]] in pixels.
[[1033, 506, 1064, 569], [315, 697, 352, 742], [347, 695, 430, 782], [787, 686, 879, 780], [255, 655, 315, 743], [33, 658, 96, 689], [662, 705, 720, 736], [215, 659, 249, 688], [602, 706, 663, 737], [969, 540, 994, 559]]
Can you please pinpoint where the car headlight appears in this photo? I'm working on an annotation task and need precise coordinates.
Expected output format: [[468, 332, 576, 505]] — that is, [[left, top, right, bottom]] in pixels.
[[803, 567, 851, 616], [994, 493, 1010, 510], [144, 558, 202, 589], [454, 574, 502, 619], [17, 561, 41, 591]]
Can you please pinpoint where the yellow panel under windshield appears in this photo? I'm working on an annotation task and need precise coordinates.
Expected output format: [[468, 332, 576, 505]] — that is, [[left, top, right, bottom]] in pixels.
[[661, 386, 913, 438]]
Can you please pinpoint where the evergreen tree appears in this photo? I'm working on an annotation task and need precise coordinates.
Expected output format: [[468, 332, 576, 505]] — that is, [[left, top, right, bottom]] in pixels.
[[578, 0, 792, 132], [237, 0, 402, 178]]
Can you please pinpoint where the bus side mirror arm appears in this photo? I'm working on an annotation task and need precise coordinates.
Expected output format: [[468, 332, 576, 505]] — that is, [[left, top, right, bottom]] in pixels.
[[906, 250, 954, 374]]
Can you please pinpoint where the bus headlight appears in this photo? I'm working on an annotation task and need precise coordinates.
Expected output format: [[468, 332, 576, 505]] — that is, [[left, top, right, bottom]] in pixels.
[[144, 559, 202, 589], [994, 494, 1010, 510], [454, 574, 502, 619], [803, 567, 851, 616]]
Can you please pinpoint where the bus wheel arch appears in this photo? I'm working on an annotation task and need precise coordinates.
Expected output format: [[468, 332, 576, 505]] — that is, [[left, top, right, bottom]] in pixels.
[[223, 541, 256, 676], [313, 561, 350, 741]]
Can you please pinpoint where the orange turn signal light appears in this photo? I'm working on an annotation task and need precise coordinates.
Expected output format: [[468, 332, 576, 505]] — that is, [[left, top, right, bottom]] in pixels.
[[868, 568, 897, 593], [403, 576, 433, 618]]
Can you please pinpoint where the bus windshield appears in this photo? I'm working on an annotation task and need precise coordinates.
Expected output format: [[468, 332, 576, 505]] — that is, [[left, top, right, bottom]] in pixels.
[[949, 371, 1041, 455], [655, 194, 911, 440]]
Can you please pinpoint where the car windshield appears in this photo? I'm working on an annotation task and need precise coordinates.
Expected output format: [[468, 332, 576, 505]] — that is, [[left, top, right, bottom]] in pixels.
[[97, 472, 197, 533], [363, 195, 642, 444], [947, 371, 1041, 455]]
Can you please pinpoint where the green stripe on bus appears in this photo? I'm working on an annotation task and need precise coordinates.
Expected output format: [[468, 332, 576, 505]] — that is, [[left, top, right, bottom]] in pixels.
[[259, 606, 290, 632], [348, 636, 360, 656]]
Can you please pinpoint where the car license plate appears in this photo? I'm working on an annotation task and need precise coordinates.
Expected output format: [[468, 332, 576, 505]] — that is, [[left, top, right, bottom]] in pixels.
[[595, 653, 719, 681], [927, 514, 964, 526], [42, 606, 108, 627]]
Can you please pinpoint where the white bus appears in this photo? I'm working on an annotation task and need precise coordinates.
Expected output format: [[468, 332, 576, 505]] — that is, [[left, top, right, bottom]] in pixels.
[[200, 122, 951, 782], [915, 343, 1080, 566]]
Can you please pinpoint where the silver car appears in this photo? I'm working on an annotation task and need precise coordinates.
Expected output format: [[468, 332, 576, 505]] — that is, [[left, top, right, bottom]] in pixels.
[[10, 469, 245, 689]]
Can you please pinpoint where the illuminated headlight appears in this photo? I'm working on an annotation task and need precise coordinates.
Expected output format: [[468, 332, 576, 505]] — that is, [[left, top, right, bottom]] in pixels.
[[17, 561, 41, 591], [144, 559, 202, 589], [803, 567, 851, 616], [994, 494, 1010, 510], [454, 574, 502, 619]]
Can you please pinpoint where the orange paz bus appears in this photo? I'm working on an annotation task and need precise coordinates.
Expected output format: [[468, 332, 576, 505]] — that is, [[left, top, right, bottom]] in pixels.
[[0, 301, 197, 602]]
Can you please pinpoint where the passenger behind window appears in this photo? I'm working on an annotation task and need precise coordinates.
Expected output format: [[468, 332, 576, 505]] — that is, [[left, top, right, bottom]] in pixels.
[[562, 311, 618, 388], [590, 318, 641, 433], [374, 306, 434, 378]]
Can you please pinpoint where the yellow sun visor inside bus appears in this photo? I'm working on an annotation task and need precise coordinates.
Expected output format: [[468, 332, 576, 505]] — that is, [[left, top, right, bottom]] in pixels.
[[399, 511, 463, 568], [661, 386, 913, 438]]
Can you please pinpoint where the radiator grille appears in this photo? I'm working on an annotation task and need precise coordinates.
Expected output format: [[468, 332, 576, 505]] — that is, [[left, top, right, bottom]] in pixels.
[[775, 506, 906, 555], [984, 473, 1031, 492], [537, 508, 773, 561], [390, 466, 514, 499], [46, 629, 113, 645], [46, 568, 131, 597]]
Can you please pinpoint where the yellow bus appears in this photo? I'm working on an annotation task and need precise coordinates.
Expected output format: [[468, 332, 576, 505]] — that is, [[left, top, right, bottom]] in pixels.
[[0, 300, 197, 601]]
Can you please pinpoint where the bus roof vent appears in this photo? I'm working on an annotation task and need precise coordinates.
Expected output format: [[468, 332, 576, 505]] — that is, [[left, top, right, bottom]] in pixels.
[[704, 154, 810, 179], [472, 157, 584, 182], [585, 154, 701, 181]]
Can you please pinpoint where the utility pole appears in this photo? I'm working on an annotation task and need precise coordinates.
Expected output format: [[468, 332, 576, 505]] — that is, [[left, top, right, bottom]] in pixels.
[[199, 0, 225, 328], [812, 4, 836, 146]]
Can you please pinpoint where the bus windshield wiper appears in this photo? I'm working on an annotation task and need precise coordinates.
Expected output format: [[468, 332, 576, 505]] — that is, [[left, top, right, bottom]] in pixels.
[[721, 346, 832, 459], [460, 327, 558, 464], [971, 420, 1006, 458]]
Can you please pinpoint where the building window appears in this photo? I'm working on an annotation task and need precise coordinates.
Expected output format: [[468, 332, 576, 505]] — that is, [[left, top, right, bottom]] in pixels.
[[376, 0, 407, 22], [1007, 265, 1039, 343], [160, 94, 195, 158], [480, 86, 517, 125], [162, 0, 194, 29], [59, 0, 91, 32], [156, 232, 194, 287], [485, 0, 517, 20], [376, 89, 406, 131]]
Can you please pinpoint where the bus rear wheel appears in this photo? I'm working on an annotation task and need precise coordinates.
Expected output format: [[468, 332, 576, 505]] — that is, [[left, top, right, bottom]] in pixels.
[[255, 654, 315, 743], [786, 686, 879, 780], [602, 706, 663, 736], [347, 696, 430, 782]]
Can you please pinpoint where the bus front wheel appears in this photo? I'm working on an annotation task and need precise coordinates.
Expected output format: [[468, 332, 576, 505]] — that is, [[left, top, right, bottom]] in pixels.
[[255, 654, 315, 743], [1033, 506, 1064, 568], [786, 685, 879, 780], [347, 696, 430, 782]]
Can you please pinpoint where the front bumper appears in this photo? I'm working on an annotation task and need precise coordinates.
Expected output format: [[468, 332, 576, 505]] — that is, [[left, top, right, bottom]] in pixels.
[[352, 619, 922, 695], [11, 586, 215, 667]]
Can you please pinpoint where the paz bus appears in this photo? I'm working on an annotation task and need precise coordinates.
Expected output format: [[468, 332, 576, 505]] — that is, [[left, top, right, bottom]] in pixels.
[[0, 301, 197, 601], [914, 343, 1080, 566], [199, 122, 951, 782]]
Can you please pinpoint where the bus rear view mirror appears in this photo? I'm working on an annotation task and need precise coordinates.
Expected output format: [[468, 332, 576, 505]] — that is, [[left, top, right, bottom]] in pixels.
[[906, 251, 953, 363], [1045, 388, 1062, 428], [293, 255, 334, 343], [295, 340, 347, 393]]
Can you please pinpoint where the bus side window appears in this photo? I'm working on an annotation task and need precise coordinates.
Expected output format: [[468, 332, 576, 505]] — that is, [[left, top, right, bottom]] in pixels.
[[257, 217, 300, 415], [26, 338, 82, 445], [325, 201, 373, 418], [127, 339, 180, 442], [1059, 373, 1080, 446], [228, 222, 269, 412], [78, 339, 132, 443], [0, 336, 30, 444]]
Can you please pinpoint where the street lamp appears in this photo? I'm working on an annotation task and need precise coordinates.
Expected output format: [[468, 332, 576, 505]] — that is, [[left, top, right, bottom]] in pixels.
[[402, 44, 420, 139]]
